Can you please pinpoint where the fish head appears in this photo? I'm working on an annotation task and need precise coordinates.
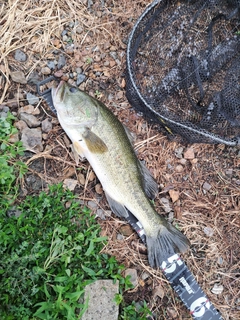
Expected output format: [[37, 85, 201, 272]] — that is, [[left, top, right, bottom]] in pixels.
[[51, 81, 98, 126]]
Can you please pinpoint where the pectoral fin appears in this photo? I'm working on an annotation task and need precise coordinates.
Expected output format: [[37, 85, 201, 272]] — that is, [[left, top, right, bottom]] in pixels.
[[83, 129, 108, 153], [105, 192, 129, 218]]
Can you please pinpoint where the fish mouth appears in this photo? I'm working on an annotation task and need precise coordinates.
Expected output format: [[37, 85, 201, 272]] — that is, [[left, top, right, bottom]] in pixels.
[[52, 80, 66, 102]]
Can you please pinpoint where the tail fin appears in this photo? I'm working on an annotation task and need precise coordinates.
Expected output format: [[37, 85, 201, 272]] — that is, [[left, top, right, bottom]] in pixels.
[[146, 223, 190, 268]]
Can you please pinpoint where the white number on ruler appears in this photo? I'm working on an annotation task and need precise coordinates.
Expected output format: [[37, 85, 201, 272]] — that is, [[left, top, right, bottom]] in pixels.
[[190, 297, 210, 317], [161, 254, 183, 273]]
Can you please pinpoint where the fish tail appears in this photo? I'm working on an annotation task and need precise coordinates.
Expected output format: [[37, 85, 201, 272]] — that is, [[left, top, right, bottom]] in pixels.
[[146, 223, 190, 268]]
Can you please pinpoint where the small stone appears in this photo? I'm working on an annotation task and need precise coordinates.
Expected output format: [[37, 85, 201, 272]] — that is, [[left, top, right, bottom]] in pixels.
[[14, 49, 27, 62], [88, 171, 95, 181], [88, 200, 98, 210], [190, 158, 198, 164], [141, 271, 150, 281], [211, 284, 224, 295], [82, 280, 119, 320], [76, 73, 86, 85], [41, 67, 51, 75], [63, 179, 78, 191], [160, 197, 172, 213], [169, 189, 179, 203], [152, 286, 165, 299], [58, 54, 66, 69], [21, 127, 43, 152], [203, 181, 212, 191], [11, 71, 27, 84], [19, 105, 34, 114], [175, 147, 184, 158], [47, 60, 56, 70], [125, 269, 138, 288], [167, 307, 178, 319], [179, 158, 187, 165], [225, 169, 233, 176], [7, 206, 22, 218], [95, 183, 103, 194], [19, 113, 40, 128], [78, 173, 86, 185], [203, 226, 214, 237], [117, 233, 124, 240], [26, 92, 39, 105], [175, 164, 184, 172], [15, 120, 28, 131], [184, 147, 195, 160], [41, 118, 52, 133], [119, 225, 133, 236], [54, 70, 63, 78], [96, 208, 105, 220], [76, 67, 82, 74]]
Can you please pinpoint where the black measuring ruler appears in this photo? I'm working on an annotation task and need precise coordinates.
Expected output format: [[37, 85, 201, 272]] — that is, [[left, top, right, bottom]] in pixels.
[[126, 211, 223, 320]]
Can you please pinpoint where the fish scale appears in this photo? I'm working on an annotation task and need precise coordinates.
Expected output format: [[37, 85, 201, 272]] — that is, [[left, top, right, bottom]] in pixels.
[[37, 77, 223, 320]]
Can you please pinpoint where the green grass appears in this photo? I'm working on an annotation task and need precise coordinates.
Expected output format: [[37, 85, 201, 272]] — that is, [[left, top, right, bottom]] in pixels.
[[0, 112, 152, 319]]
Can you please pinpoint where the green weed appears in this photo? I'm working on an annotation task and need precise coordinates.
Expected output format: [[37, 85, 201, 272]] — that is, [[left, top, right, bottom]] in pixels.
[[0, 112, 27, 208]]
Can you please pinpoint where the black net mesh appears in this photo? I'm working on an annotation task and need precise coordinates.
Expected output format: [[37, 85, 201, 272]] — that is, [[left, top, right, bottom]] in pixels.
[[126, 0, 240, 145]]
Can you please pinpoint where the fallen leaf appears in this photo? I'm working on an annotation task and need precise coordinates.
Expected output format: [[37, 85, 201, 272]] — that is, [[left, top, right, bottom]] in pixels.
[[169, 189, 179, 203]]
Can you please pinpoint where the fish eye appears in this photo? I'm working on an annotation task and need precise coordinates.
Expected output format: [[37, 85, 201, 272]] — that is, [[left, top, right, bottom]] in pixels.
[[69, 87, 77, 93]]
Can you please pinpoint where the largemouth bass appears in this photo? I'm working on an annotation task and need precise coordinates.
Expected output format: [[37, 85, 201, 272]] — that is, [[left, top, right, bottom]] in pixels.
[[52, 81, 190, 267]]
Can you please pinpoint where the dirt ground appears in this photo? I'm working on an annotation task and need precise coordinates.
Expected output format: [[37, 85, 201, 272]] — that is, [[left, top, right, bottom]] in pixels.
[[1, 1, 239, 319]]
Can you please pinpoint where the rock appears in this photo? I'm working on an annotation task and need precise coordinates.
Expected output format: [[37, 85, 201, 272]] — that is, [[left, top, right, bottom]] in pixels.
[[96, 209, 105, 220], [203, 181, 212, 191], [21, 127, 43, 152], [117, 233, 124, 240], [0, 105, 9, 118], [41, 118, 52, 133], [88, 200, 98, 210], [47, 60, 56, 70], [82, 280, 119, 320], [63, 179, 78, 191], [95, 183, 103, 194], [26, 92, 39, 105], [88, 171, 95, 181], [15, 120, 28, 131], [179, 158, 187, 165], [119, 225, 133, 236], [183, 147, 195, 160], [11, 71, 27, 84], [203, 226, 214, 237], [175, 164, 184, 172], [14, 49, 27, 62], [169, 189, 179, 203], [7, 206, 22, 218], [225, 169, 233, 176], [211, 284, 224, 295], [19, 113, 40, 128], [160, 197, 172, 213], [167, 307, 178, 319], [54, 70, 63, 77], [78, 173, 86, 185], [152, 285, 165, 300], [76, 73, 86, 85], [41, 67, 51, 75], [141, 271, 150, 281], [58, 54, 66, 69], [19, 105, 34, 114], [125, 268, 138, 287]]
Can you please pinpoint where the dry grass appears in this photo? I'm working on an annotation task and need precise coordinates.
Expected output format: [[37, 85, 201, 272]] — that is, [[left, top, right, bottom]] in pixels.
[[1, 0, 240, 319]]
